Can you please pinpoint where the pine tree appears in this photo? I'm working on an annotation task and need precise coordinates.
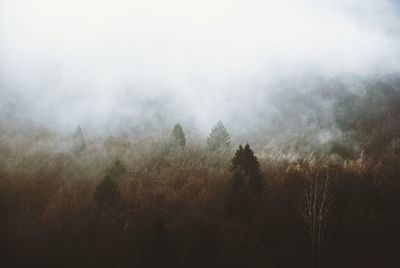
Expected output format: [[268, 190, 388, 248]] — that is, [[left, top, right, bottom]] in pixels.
[[230, 144, 263, 194], [225, 144, 264, 220], [224, 169, 250, 219], [72, 125, 87, 154], [170, 123, 186, 148], [207, 121, 231, 152]]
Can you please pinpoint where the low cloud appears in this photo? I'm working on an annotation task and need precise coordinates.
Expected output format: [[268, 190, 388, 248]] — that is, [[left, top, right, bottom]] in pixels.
[[1, 0, 399, 133]]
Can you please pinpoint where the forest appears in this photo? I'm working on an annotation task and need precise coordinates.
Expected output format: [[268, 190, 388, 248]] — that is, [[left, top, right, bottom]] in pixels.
[[1, 78, 400, 268]]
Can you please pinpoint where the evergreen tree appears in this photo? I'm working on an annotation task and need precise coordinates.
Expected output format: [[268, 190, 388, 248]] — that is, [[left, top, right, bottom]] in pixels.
[[230, 144, 263, 194], [72, 125, 87, 154], [207, 121, 231, 152], [224, 169, 250, 220], [93, 176, 120, 210], [225, 144, 264, 220], [170, 123, 186, 148]]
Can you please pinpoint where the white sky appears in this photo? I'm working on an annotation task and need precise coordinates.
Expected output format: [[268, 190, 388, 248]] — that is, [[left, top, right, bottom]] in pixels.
[[1, 0, 400, 132]]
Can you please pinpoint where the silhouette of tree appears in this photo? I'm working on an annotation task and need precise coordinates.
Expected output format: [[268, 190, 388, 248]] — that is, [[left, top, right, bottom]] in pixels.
[[225, 144, 264, 220], [207, 121, 231, 152], [230, 144, 263, 195], [224, 169, 251, 220], [72, 125, 87, 154], [170, 124, 186, 148]]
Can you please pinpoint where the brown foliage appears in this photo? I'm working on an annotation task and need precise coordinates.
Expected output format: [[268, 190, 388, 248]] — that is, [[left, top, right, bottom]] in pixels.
[[0, 130, 399, 267]]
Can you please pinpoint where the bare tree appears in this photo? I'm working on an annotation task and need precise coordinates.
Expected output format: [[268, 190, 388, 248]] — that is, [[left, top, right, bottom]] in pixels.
[[300, 170, 335, 268]]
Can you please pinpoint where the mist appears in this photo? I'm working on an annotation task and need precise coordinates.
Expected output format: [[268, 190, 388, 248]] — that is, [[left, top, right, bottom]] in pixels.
[[3, 2, 400, 267], [1, 0, 400, 134]]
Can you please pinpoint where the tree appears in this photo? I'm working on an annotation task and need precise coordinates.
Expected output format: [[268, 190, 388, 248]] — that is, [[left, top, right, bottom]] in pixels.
[[207, 121, 231, 152], [170, 124, 186, 148], [224, 169, 250, 220], [230, 144, 263, 195], [300, 170, 335, 268], [93, 176, 120, 210], [225, 144, 264, 220], [72, 125, 87, 154]]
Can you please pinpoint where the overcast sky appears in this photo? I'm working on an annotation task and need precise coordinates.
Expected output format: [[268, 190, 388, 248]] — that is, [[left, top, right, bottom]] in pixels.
[[1, 0, 400, 133]]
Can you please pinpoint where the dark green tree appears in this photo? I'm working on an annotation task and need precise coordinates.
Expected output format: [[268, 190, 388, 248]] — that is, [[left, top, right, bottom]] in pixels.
[[170, 123, 186, 148], [207, 121, 231, 152], [72, 125, 87, 154], [93, 176, 120, 210], [230, 144, 264, 194], [225, 144, 264, 220]]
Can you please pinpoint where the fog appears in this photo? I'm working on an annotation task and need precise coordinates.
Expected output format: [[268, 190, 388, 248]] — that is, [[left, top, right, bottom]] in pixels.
[[1, 0, 400, 134]]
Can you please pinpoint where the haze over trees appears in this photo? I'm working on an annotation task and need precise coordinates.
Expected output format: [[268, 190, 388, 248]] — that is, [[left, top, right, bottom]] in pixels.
[[207, 121, 231, 152], [0, 78, 400, 267], [170, 123, 186, 148], [1, 1, 400, 266], [72, 125, 87, 154]]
